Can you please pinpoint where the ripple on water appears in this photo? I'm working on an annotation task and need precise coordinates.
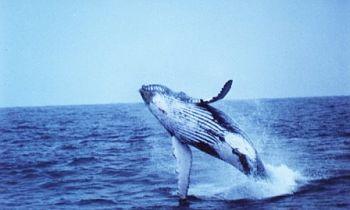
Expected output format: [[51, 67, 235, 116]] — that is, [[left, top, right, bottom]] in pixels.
[[0, 98, 348, 209], [68, 157, 98, 166]]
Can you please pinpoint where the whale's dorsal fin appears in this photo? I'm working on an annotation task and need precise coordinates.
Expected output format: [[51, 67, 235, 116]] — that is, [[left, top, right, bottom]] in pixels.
[[198, 80, 233, 104]]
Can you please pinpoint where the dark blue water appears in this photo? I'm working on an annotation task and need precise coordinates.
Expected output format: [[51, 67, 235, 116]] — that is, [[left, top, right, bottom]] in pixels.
[[0, 96, 349, 209]]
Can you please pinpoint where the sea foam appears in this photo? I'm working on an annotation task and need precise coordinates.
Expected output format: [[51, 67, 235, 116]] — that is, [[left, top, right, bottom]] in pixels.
[[189, 163, 304, 200]]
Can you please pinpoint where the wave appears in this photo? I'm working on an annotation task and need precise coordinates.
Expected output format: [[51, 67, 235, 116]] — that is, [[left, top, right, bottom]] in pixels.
[[77, 198, 117, 205], [54, 198, 118, 206], [15, 124, 40, 130], [68, 157, 98, 166], [294, 174, 350, 196]]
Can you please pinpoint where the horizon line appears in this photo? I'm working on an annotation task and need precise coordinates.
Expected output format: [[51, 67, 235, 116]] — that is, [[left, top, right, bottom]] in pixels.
[[0, 94, 349, 109]]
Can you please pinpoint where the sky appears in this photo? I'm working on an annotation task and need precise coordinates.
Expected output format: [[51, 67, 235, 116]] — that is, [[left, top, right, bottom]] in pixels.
[[1, 0, 349, 107]]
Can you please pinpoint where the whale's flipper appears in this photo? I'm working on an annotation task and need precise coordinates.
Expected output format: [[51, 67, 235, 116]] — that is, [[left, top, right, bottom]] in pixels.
[[199, 80, 233, 104], [172, 137, 192, 199]]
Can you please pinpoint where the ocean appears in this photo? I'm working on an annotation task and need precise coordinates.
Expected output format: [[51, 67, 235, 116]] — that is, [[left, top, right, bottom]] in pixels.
[[0, 96, 349, 209]]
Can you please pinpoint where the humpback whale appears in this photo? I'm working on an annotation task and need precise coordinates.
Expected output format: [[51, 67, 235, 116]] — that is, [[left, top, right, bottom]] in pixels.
[[139, 80, 267, 201]]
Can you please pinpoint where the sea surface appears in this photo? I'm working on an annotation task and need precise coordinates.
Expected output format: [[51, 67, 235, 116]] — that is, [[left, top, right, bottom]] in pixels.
[[0, 96, 349, 209]]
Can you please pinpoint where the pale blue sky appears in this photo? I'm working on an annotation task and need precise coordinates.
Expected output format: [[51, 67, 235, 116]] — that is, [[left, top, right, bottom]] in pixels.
[[1, 0, 349, 107]]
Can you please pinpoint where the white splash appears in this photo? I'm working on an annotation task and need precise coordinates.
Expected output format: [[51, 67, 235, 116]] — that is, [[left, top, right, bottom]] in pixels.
[[189, 163, 304, 200]]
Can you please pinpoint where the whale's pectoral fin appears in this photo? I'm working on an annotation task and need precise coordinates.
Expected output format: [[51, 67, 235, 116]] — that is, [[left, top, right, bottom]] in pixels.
[[198, 80, 233, 104], [172, 137, 192, 199]]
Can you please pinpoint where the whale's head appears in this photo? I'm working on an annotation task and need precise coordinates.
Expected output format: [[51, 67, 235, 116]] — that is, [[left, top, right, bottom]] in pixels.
[[139, 84, 172, 104], [139, 84, 182, 133], [139, 84, 177, 117]]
